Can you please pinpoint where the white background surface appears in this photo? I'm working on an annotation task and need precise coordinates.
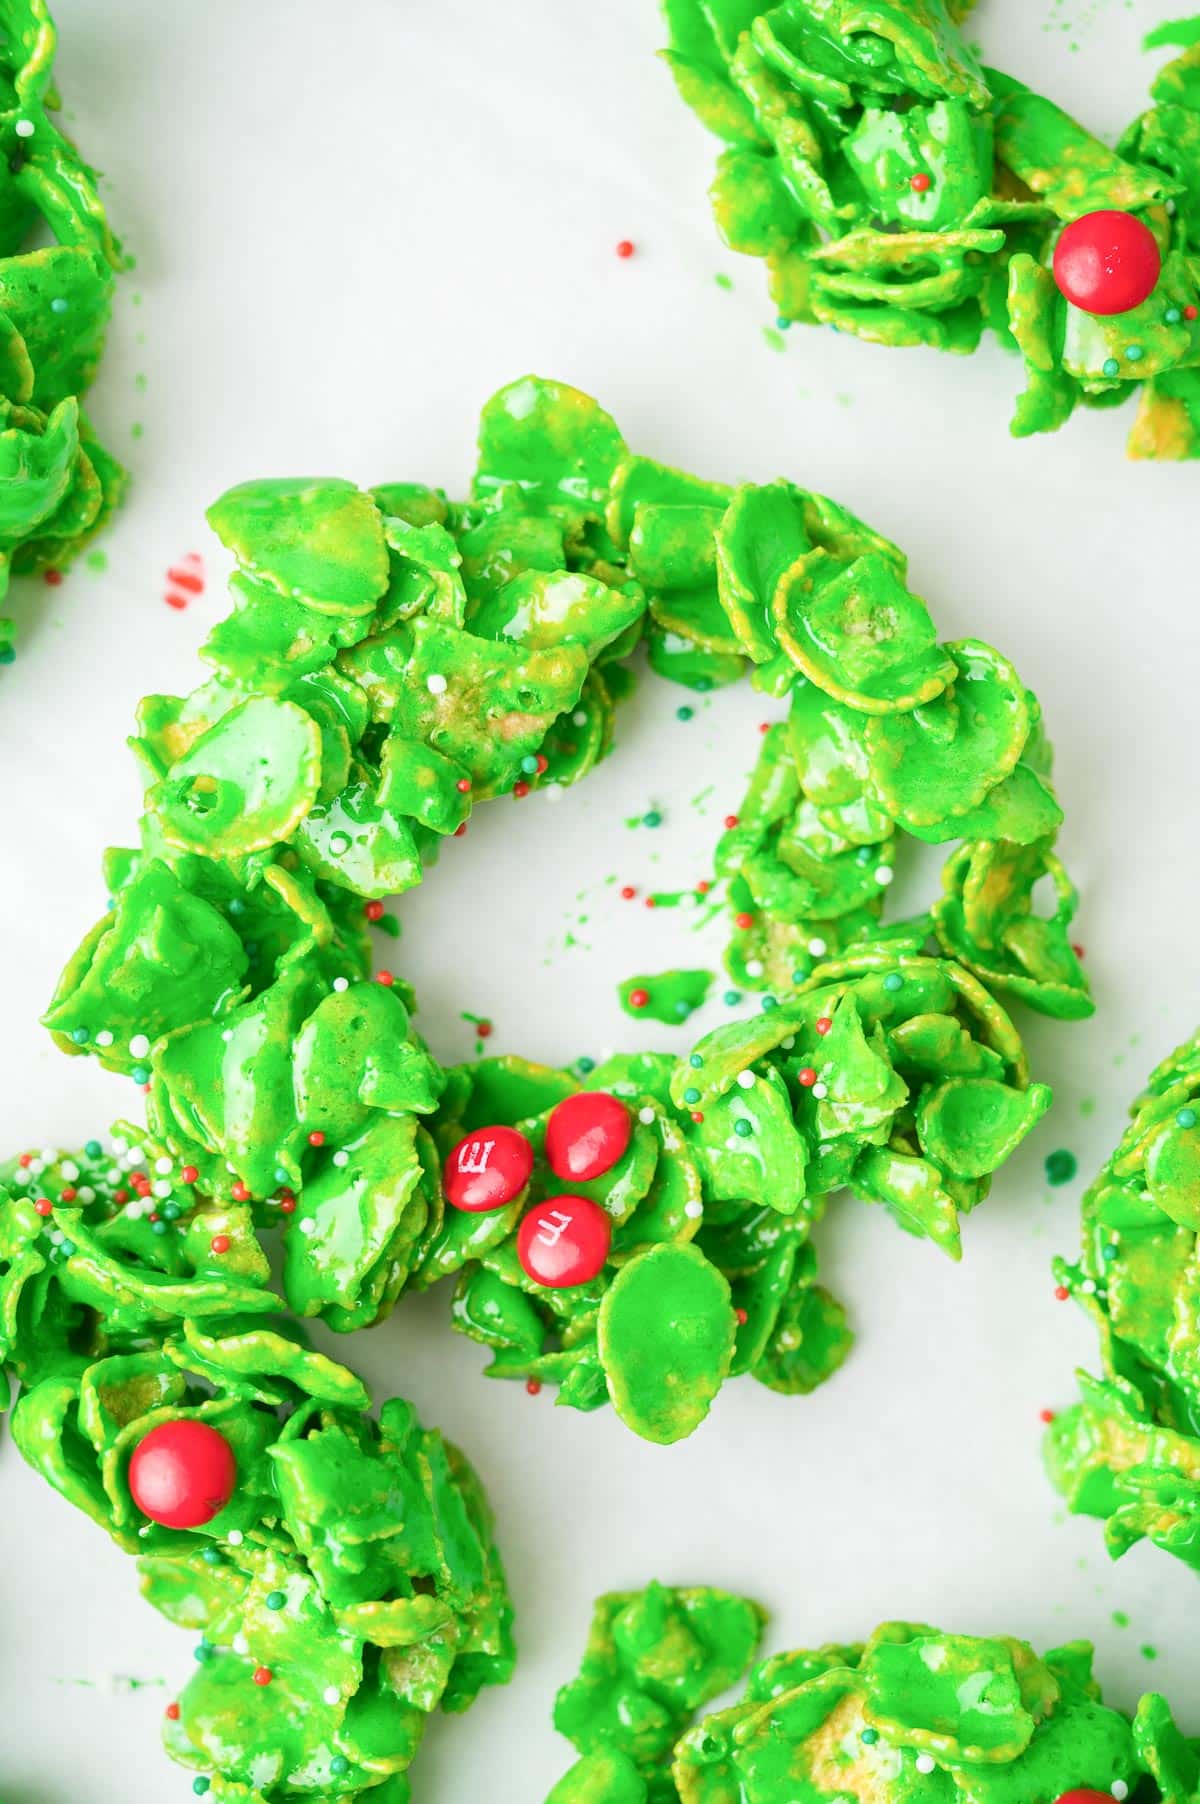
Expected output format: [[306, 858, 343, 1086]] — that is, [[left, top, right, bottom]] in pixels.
[[0, 1, 1198, 1798]]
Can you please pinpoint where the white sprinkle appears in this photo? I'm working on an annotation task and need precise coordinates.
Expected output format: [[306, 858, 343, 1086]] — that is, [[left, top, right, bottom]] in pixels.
[[332, 977, 349, 992], [111, 1139, 127, 1157], [59, 1160, 79, 1181], [126, 1148, 146, 1166], [155, 1156, 173, 1175], [329, 832, 351, 855], [153, 1179, 173, 1199], [426, 672, 447, 695], [14, 118, 33, 138], [129, 1033, 151, 1059], [106, 1168, 122, 1184], [232, 1633, 250, 1655], [736, 1071, 755, 1089], [1081, 1278, 1097, 1294], [226, 1529, 244, 1547], [77, 1186, 95, 1204], [780, 1036, 795, 1050], [221, 1029, 233, 1043], [638, 1107, 656, 1125], [572, 711, 587, 726], [915, 1755, 935, 1775], [1112, 1783, 1129, 1801], [808, 937, 827, 957], [323, 1685, 341, 1706], [874, 865, 894, 886], [745, 959, 764, 978], [544, 784, 564, 804], [298, 1217, 316, 1235], [812, 1082, 828, 1100], [95, 1030, 114, 1047], [332, 1150, 350, 1168], [41, 1147, 57, 1163], [50, 1230, 65, 1246], [684, 1200, 704, 1220], [26, 1159, 44, 1177]]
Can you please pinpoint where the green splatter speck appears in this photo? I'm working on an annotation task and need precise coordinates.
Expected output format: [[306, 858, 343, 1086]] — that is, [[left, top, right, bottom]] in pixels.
[[1112, 1611, 1130, 1628], [1141, 1644, 1159, 1661], [619, 968, 713, 1027], [85, 549, 107, 573], [762, 326, 786, 353], [130, 422, 144, 440], [1080, 1097, 1095, 1118], [1045, 1148, 1077, 1186], [1145, 17, 1200, 49], [714, 272, 734, 291]]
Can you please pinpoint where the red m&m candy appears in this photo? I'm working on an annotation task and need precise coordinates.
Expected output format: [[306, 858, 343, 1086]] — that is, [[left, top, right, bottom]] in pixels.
[[545, 1092, 632, 1182], [1052, 1792, 1118, 1804], [445, 1125, 534, 1212], [517, 1195, 612, 1288], [1053, 210, 1161, 316], [128, 1419, 237, 1528]]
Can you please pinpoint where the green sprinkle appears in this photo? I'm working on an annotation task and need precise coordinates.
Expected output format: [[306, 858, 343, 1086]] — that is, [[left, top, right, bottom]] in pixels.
[[676, 705, 694, 721], [724, 990, 742, 1006], [643, 810, 663, 828], [689, 1054, 703, 1068], [684, 1087, 701, 1104], [1125, 344, 1144, 362], [861, 1728, 879, 1745], [734, 1118, 753, 1137], [1044, 1148, 1077, 1185], [266, 1590, 286, 1610], [1166, 307, 1183, 324], [1177, 1108, 1197, 1128], [1102, 357, 1121, 377]]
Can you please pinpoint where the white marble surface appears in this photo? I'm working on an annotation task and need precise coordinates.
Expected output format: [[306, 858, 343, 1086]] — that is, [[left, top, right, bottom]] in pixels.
[[1, 1, 1198, 1798]]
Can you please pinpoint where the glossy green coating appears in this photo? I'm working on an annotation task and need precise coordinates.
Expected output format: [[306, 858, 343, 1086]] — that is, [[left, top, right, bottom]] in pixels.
[[547, 1599, 1199, 1804], [552, 1582, 766, 1799], [1046, 1025, 1200, 1572], [662, 4, 1200, 458], [40, 378, 1067, 1445], [620, 968, 715, 1025], [0, 0, 125, 658], [0, 1134, 515, 1798]]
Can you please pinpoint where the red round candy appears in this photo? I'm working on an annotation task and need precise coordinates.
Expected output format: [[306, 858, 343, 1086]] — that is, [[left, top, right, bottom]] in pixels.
[[517, 1195, 612, 1288], [545, 1091, 632, 1181], [129, 1420, 237, 1528], [445, 1125, 534, 1212], [1053, 210, 1161, 315], [1052, 1793, 1118, 1804]]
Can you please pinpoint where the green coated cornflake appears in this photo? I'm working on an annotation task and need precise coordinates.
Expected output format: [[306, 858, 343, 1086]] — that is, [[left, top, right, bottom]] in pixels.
[[598, 1244, 736, 1443], [660, 3, 1200, 459]]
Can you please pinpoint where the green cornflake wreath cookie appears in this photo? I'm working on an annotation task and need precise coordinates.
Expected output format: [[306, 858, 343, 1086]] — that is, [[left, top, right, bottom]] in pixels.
[[547, 1586, 1198, 1804], [0, 0, 126, 667], [1047, 1029, 1200, 1573], [0, 1134, 515, 1801], [31, 374, 1083, 1453], [661, 0, 1200, 459]]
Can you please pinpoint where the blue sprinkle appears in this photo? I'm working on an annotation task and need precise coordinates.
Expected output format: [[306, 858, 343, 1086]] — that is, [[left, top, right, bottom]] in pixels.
[[193, 1782, 211, 1797], [676, 705, 694, 722], [761, 995, 778, 1011], [1102, 357, 1121, 378], [883, 974, 903, 992], [1125, 344, 1144, 361], [684, 1087, 701, 1105], [674, 1000, 690, 1017], [1177, 1108, 1198, 1129], [1166, 307, 1183, 324], [689, 1053, 703, 1068], [266, 1590, 286, 1611], [201, 1548, 222, 1566], [1102, 1244, 1118, 1262], [790, 969, 809, 984], [131, 1065, 150, 1084], [50, 296, 69, 314], [643, 810, 662, 828], [194, 1642, 214, 1663], [577, 1056, 595, 1074], [71, 1026, 90, 1044], [228, 898, 245, 915], [520, 754, 539, 774], [724, 990, 742, 1006], [84, 1139, 102, 1158], [861, 1728, 879, 1746], [775, 315, 791, 330], [734, 1118, 753, 1137], [274, 1167, 290, 1185], [162, 1202, 181, 1221], [694, 677, 712, 694], [59, 1239, 75, 1257], [151, 1221, 168, 1236], [330, 1756, 350, 1776]]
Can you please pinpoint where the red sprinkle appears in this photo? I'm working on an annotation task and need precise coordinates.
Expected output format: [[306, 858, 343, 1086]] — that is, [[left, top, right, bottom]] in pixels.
[[164, 551, 205, 612], [1185, 304, 1198, 321], [279, 1198, 297, 1214], [735, 912, 755, 930], [616, 240, 635, 259], [1054, 1285, 1070, 1302], [696, 881, 711, 895], [252, 1667, 272, 1687], [910, 172, 932, 192], [308, 1130, 326, 1147], [148, 1212, 161, 1226], [181, 1166, 199, 1184], [364, 900, 384, 922], [454, 822, 468, 836], [60, 1187, 77, 1202], [815, 1017, 833, 1036], [210, 1234, 231, 1255], [1039, 1408, 1056, 1424], [43, 568, 63, 586], [526, 1379, 542, 1396], [231, 1181, 251, 1203], [114, 1187, 129, 1204], [1072, 943, 1086, 960], [629, 988, 650, 1009], [165, 1703, 180, 1721], [377, 971, 395, 987], [645, 896, 657, 909], [798, 1067, 818, 1087], [456, 778, 472, 793], [691, 1110, 704, 1124], [758, 722, 770, 734], [724, 815, 739, 830], [17, 1153, 31, 1168], [477, 1020, 493, 1039], [620, 885, 637, 900], [513, 780, 531, 799], [34, 1198, 53, 1217], [735, 1308, 748, 1326], [535, 754, 549, 774]]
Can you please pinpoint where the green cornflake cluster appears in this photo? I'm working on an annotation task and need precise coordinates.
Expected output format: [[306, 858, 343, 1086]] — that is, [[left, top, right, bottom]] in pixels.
[[0, 1135, 515, 1801], [547, 1583, 766, 1803], [1046, 1028, 1200, 1573], [39, 376, 1067, 1444], [0, 0, 125, 663], [661, 1, 1200, 458], [548, 1597, 1200, 1804], [437, 940, 1050, 1443]]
